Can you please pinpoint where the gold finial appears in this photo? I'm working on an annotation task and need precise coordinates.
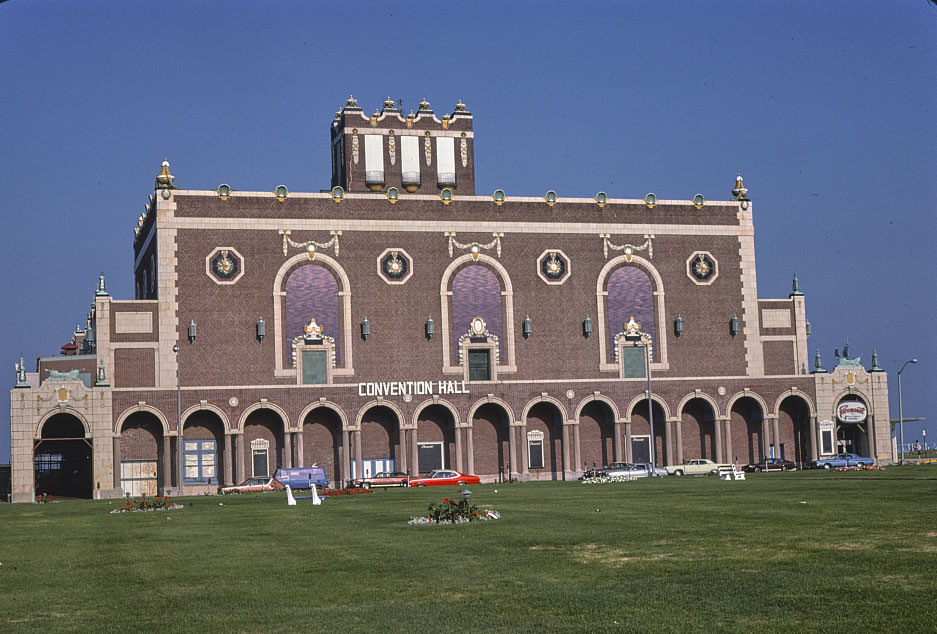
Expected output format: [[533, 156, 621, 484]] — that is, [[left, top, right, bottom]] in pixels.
[[732, 172, 748, 200], [383, 96, 395, 109], [155, 158, 174, 189], [418, 98, 431, 110], [406, 110, 414, 128], [345, 95, 358, 108], [454, 100, 467, 111]]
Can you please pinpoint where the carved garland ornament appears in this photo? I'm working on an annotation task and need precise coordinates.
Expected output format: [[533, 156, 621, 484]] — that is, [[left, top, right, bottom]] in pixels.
[[388, 131, 396, 166], [460, 133, 468, 167], [446, 232, 503, 260], [352, 130, 359, 165], [600, 234, 654, 260], [280, 230, 341, 259]]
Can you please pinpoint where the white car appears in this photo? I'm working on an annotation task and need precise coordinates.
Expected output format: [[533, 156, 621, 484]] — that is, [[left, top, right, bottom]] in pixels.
[[665, 459, 732, 476]]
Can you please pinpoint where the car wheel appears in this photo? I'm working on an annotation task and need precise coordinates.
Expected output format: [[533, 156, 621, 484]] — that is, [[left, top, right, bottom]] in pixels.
[[457, 481, 466, 485], [417, 483, 426, 487], [362, 482, 370, 489], [755, 467, 761, 473], [824, 463, 832, 470], [674, 470, 684, 476]]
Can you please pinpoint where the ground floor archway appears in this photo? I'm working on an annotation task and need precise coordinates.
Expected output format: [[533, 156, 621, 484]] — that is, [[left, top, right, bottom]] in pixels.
[[34, 413, 92, 499]]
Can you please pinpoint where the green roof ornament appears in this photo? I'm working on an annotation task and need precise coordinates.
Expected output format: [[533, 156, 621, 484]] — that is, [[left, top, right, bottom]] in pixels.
[[871, 349, 882, 372], [813, 348, 826, 373], [791, 273, 803, 295], [15, 354, 28, 388], [95, 359, 109, 387], [95, 272, 109, 297]]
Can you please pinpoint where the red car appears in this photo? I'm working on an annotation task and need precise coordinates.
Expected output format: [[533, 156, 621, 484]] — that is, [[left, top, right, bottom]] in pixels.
[[220, 476, 285, 494], [408, 469, 480, 487]]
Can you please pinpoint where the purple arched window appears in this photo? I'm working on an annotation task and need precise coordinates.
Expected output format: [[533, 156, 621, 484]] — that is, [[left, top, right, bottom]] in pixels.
[[451, 265, 503, 364], [607, 266, 655, 360], [285, 264, 340, 364]]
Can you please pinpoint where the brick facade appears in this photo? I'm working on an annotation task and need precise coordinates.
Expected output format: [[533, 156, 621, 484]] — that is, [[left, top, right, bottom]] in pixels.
[[8, 99, 892, 502]]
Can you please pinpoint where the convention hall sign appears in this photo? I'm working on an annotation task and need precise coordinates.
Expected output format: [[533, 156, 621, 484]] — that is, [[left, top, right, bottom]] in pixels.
[[358, 380, 469, 397]]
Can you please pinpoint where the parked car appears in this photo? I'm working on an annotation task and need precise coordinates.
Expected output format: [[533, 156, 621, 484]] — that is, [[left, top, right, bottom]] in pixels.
[[665, 458, 732, 476], [408, 469, 480, 487], [811, 453, 874, 469], [353, 471, 409, 488], [274, 466, 328, 489], [603, 462, 633, 477], [629, 462, 669, 477], [221, 476, 285, 494], [744, 458, 796, 472]]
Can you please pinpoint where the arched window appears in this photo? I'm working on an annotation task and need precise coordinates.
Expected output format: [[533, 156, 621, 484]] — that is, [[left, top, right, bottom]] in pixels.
[[606, 266, 656, 360], [284, 264, 340, 365], [440, 255, 516, 379], [451, 265, 503, 365]]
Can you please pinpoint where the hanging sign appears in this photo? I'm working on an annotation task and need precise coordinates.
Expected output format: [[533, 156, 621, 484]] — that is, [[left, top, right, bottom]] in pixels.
[[836, 401, 867, 423]]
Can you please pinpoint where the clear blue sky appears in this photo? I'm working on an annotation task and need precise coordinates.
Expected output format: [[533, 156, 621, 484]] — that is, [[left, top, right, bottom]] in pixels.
[[2, 1, 935, 463]]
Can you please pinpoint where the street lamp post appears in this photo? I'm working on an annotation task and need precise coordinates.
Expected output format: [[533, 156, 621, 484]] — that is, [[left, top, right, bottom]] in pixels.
[[174, 320, 197, 496], [897, 358, 918, 465], [627, 334, 655, 472]]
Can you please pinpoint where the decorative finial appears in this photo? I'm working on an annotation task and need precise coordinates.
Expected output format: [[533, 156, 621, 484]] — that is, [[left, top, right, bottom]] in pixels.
[[732, 172, 748, 200], [95, 272, 109, 297], [871, 349, 881, 371], [792, 273, 802, 295], [345, 95, 358, 108], [383, 97, 396, 110], [814, 348, 825, 373], [95, 359, 108, 386], [454, 100, 467, 112], [16, 354, 28, 387], [418, 98, 431, 110], [155, 158, 174, 189]]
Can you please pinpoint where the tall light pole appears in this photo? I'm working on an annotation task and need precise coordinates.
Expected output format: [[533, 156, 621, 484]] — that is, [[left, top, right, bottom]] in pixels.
[[897, 358, 917, 465], [627, 334, 655, 471], [174, 320, 197, 496]]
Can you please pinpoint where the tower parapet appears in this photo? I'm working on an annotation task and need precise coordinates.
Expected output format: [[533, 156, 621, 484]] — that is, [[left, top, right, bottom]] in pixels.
[[330, 96, 475, 195]]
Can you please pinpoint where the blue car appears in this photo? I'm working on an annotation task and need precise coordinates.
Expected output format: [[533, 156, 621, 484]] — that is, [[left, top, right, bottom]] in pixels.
[[811, 453, 874, 469]]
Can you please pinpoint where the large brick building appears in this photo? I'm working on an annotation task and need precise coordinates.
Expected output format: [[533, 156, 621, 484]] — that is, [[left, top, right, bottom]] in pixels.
[[9, 97, 892, 502]]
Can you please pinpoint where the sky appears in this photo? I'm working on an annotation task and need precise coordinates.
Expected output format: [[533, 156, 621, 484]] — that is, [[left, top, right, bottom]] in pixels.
[[1, 1, 935, 463]]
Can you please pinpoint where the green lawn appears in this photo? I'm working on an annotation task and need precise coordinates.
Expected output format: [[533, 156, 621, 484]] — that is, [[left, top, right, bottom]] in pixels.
[[2, 466, 936, 633]]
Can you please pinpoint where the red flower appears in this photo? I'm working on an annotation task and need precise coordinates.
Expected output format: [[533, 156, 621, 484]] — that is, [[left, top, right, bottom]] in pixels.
[[443, 498, 449, 503]]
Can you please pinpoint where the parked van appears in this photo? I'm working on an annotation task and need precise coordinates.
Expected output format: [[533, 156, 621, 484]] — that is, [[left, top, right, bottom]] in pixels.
[[274, 467, 328, 490]]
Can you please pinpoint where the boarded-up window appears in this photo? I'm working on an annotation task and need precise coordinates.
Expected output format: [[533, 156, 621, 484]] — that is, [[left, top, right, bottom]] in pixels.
[[468, 349, 490, 381], [436, 136, 455, 187], [301, 349, 328, 385], [364, 134, 384, 186], [401, 136, 420, 186], [621, 346, 646, 378]]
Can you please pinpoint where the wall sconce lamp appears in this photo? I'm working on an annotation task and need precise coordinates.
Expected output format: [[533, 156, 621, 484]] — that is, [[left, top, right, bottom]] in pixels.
[[522, 315, 532, 339], [492, 189, 505, 205], [187, 320, 197, 344], [361, 317, 370, 341], [729, 315, 739, 337], [256, 317, 266, 343], [425, 316, 435, 340], [673, 315, 684, 338], [583, 316, 593, 339]]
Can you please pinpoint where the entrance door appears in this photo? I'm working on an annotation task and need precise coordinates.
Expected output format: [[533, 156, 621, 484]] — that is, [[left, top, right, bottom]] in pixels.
[[418, 442, 444, 472], [631, 436, 650, 463]]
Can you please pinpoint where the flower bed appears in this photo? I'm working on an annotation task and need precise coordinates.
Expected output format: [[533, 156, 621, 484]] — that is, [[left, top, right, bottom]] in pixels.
[[319, 487, 373, 497], [581, 475, 636, 484], [36, 493, 54, 503], [110, 494, 183, 513], [408, 492, 500, 525], [834, 464, 885, 472]]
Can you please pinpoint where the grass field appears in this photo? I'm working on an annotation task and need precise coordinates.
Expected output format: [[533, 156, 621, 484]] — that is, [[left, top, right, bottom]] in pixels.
[[2, 466, 936, 633]]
